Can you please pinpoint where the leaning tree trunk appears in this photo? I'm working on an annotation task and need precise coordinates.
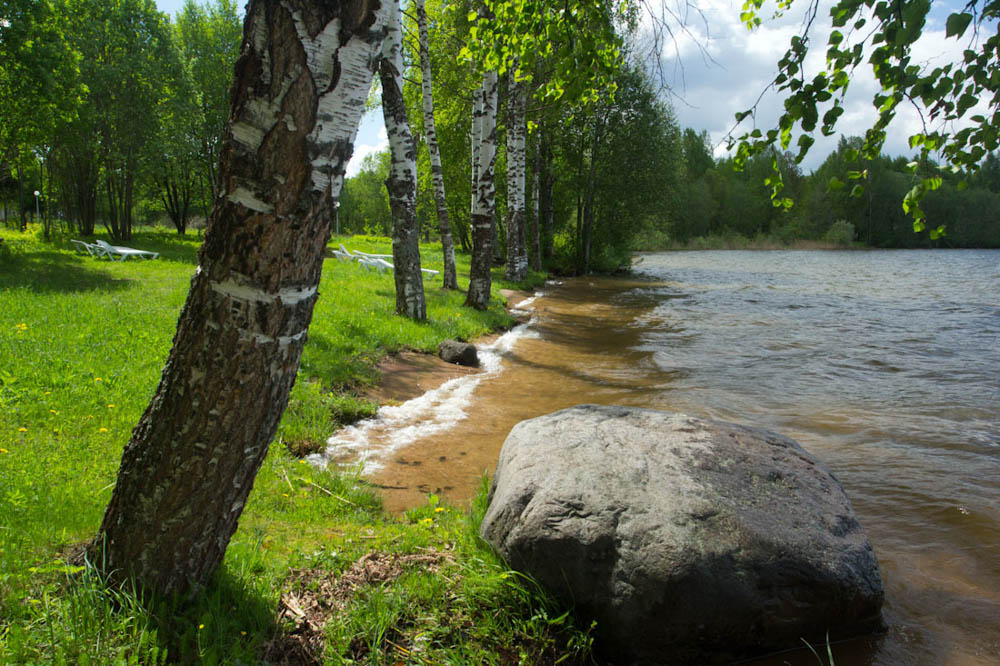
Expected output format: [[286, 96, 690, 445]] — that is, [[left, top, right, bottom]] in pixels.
[[416, 0, 458, 290], [465, 70, 499, 310], [505, 71, 528, 282], [89, 0, 388, 596], [380, 0, 426, 320]]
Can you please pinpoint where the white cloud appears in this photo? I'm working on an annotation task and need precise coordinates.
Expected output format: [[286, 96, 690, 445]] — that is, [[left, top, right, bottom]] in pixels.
[[660, 0, 974, 171]]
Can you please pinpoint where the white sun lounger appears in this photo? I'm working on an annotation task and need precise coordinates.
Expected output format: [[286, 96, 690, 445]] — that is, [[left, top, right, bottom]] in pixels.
[[71, 239, 107, 258], [337, 244, 439, 277], [95, 239, 159, 261]]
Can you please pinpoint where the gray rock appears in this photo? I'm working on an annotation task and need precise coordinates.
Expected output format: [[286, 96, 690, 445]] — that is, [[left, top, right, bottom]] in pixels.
[[480, 405, 884, 664], [437, 339, 479, 367]]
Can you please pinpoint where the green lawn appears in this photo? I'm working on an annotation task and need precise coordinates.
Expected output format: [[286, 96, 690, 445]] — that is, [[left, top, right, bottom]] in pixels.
[[0, 226, 588, 663]]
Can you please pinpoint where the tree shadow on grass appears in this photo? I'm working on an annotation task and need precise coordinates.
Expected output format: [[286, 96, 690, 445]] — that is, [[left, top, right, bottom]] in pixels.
[[0, 251, 134, 293], [145, 567, 280, 663], [124, 232, 202, 266]]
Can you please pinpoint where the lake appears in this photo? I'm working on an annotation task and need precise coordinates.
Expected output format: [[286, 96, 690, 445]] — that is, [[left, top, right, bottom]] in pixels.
[[320, 249, 1000, 664]]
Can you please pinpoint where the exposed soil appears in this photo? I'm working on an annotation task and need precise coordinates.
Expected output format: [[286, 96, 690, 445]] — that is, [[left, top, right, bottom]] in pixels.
[[360, 290, 535, 407]]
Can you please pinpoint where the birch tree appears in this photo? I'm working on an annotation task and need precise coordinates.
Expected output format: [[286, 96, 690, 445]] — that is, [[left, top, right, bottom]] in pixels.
[[415, 0, 459, 289], [380, 0, 426, 320], [505, 69, 529, 281], [465, 71, 500, 310], [90, 0, 388, 595]]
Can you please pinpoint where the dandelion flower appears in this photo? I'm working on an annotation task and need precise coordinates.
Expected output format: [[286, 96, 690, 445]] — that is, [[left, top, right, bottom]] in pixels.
[[99, 428, 108, 433], [18, 427, 27, 432], [50, 409, 58, 414], [420, 517, 433, 527], [94, 378, 101, 382], [434, 507, 445, 513], [0, 448, 9, 454], [107, 404, 115, 408], [282, 493, 289, 498], [199, 624, 205, 630]]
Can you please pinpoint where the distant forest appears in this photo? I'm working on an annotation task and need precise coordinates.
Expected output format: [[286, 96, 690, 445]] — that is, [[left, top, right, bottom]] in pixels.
[[341, 128, 1000, 275]]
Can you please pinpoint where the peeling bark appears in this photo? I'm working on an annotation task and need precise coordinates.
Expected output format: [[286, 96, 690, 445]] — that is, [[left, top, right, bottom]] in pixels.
[[464, 70, 498, 310], [505, 71, 528, 282], [380, 0, 425, 320], [90, 0, 388, 596], [416, 0, 458, 290]]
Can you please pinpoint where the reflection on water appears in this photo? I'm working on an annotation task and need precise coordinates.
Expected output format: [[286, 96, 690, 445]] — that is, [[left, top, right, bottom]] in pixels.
[[336, 250, 1000, 665]]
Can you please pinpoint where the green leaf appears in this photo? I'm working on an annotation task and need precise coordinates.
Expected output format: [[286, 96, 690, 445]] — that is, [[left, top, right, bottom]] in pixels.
[[828, 176, 845, 191], [945, 13, 972, 39]]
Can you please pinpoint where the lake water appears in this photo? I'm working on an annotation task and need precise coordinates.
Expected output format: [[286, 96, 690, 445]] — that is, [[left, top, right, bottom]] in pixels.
[[320, 249, 1000, 664]]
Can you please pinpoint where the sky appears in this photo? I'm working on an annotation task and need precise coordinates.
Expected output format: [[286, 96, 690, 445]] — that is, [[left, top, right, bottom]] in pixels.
[[155, 0, 973, 175]]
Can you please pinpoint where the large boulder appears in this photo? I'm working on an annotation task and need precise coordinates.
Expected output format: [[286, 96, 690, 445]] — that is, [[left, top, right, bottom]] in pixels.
[[438, 339, 479, 367], [480, 405, 884, 664]]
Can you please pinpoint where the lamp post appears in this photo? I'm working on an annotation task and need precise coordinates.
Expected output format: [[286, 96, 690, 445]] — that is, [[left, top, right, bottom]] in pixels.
[[33, 190, 40, 222]]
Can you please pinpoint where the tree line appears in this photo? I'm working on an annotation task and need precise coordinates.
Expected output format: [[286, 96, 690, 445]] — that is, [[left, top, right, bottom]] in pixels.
[[0, 0, 241, 241]]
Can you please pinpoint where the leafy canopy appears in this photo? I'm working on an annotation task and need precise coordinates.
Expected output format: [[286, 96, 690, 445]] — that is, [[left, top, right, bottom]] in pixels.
[[730, 0, 1000, 238]]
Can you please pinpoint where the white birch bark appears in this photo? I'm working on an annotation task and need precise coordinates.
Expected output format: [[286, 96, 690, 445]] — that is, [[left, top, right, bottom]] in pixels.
[[380, 0, 426, 320], [465, 70, 499, 310], [91, 0, 389, 595], [505, 70, 528, 281], [416, 0, 458, 289]]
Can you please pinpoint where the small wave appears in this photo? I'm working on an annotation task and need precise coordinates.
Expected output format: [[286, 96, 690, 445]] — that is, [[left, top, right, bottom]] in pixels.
[[308, 306, 540, 474]]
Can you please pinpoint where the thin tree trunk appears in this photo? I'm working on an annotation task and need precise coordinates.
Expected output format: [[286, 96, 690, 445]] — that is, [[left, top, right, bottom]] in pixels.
[[465, 70, 499, 310], [416, 0, 458, 289], [380, 0, 425, 320], [541, 138, 554, 259], [530, 138, 541, 270], [90, 0, 388, 596], [505, 71, 528, 281], [582, 119, 602, 274]]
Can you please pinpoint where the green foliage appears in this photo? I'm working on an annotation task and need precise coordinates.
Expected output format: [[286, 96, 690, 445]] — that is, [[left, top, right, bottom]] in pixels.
[[0, 228, 592, 662], [823, 219, 855, 246], [732, 0, 1000, 233]]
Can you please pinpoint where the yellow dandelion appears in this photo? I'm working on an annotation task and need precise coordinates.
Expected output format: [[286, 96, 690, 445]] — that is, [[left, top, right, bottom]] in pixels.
[[107, 404, 115, 408], [98, 428, 108, 433], [49, 409, 57, 414], [240, 631, 247, 636], [434, 507, 445, 513], [282, 493, 289, 498], [420, 517, 433, 527], [199, 624, 205, 630], [94, 377, 101, 382], [18, 427, 27, 432], [0, 448, 9, 454], [44, 391, 50, 395]]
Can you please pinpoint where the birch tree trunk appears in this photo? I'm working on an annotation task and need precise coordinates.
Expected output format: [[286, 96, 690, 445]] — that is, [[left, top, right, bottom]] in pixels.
[[505, 71, 528, 281], [531, 139, 541, 271], [90, 0, 388, 596], [465, 70, 499, 310], [416, 0, 458, 290], [380, 0, 425, 320]]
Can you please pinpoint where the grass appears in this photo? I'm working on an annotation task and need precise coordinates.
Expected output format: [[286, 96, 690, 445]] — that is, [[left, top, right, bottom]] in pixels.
[[0, 224, 582, 664]]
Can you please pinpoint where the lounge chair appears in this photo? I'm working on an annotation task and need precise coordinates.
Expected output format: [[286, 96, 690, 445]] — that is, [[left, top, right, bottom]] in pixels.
[[94, 239, 159, 261], [71, 240, 106, 258]]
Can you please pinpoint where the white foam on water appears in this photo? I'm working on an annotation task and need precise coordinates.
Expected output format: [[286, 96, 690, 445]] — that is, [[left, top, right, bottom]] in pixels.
[[307, 294, 543, 474]]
